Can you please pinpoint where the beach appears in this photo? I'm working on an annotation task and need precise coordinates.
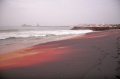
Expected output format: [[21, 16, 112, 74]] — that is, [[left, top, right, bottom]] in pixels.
[[0, 29, 120, 79]]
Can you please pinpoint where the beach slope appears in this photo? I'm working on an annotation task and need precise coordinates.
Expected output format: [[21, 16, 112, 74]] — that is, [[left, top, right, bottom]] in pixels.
[[0, 30, 120, 79]]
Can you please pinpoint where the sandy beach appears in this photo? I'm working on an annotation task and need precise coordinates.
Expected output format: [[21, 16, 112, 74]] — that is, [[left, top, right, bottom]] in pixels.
[[0, 29, 120, 79]]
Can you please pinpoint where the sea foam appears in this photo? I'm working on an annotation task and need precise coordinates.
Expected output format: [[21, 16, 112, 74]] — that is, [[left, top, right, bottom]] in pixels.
[[0, 30, 93, 40]]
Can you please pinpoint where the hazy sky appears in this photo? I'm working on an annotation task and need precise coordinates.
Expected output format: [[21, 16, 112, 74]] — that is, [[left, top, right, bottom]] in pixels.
[[0, 0, 120, 27]]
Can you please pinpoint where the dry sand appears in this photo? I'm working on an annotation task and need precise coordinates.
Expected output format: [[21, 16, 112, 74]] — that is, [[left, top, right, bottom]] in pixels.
[[0, 29, 120, 79]]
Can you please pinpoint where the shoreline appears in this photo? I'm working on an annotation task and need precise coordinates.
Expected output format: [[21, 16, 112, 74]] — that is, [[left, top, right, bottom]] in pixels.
[[0, 29, 120, 79], [0, 32, 91, 55]]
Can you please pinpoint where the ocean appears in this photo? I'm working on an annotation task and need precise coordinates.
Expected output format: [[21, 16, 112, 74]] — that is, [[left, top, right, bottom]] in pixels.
[[0, 26, 93, 40]]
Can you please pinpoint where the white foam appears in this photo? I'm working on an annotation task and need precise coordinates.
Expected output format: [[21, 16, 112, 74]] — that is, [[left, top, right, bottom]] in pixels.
[[0, 30, 93, 40]]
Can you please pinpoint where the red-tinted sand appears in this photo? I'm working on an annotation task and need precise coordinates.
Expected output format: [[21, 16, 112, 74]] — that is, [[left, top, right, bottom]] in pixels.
[[0, 30, 120, 79], [0, 43, 71, 69]]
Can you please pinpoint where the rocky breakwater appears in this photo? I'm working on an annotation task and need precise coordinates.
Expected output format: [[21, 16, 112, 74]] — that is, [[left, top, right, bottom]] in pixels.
[[71, 24, 120, 31]]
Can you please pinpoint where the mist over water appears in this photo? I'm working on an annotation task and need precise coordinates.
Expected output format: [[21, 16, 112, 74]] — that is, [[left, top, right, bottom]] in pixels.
[[0, 0, 120, 29], [0, 26, 71, 30]]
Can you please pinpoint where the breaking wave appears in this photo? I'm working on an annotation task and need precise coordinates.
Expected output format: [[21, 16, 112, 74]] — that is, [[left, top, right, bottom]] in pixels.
[[0, 30, 93, 40]]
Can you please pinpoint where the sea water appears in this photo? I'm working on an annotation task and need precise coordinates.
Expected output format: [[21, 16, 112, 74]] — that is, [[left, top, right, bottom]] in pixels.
[[0, 30, 93, 40], [0, 26, 93, 40]]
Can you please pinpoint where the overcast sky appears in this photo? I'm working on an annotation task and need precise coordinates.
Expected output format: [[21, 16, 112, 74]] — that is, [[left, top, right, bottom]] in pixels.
[[0, 0, 120, 27]]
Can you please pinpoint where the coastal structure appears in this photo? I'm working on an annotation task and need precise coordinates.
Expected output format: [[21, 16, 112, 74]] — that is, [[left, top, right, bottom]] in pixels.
[[21, 23, 40, 27], [71, 24, 120, 31], [21, 24, 33, 27]]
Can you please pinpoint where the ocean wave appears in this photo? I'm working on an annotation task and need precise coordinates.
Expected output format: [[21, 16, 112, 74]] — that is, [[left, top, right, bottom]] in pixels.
[[0, 30, 93, 40]]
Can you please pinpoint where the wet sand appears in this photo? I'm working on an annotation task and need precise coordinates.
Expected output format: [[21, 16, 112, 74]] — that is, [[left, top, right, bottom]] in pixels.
[[0, 35, 77, 55], [0, 29, 120, 79]]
